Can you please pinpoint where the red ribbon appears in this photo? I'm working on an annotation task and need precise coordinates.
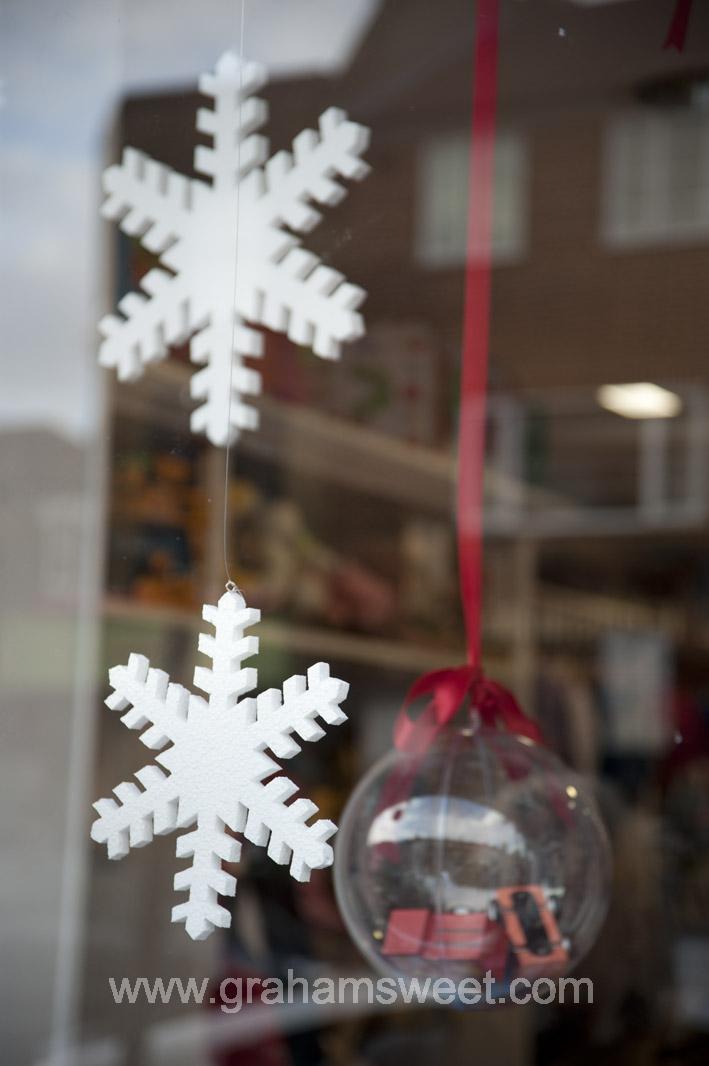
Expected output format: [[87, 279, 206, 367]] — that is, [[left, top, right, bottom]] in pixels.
[[393, 0, 541, 756], [458, 0, 499, 669], [394, 667, 543, 754], [664, 0, 693, 51]]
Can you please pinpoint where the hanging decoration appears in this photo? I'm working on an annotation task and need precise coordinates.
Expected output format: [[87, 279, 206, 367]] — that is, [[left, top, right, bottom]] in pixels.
[[98, 52, 371, 445], [91, 589, 349, 940], [334, 727, 611, 982], [334, 0, 612, 986]]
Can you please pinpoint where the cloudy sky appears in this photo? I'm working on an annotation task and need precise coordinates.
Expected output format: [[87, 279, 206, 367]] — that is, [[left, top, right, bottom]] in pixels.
[[1, 0, 379, 439]]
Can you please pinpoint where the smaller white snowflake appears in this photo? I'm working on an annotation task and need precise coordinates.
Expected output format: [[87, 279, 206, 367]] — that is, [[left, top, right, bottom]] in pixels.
[[91, 590, 348, 940], [99, 52, 371, 445]]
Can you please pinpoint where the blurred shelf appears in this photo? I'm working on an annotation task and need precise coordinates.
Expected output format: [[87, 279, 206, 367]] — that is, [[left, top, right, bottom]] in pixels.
[[104, 574, 709, 668], [256, 395, 455, 512], [112, 362, 709, 538], [112, 360, 456, 513], [535, 586, 709, 653], [102, 595, 466, 673], [115, 362, 705, 536]]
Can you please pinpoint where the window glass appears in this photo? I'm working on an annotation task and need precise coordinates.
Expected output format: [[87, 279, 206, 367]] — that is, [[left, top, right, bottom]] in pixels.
[[5, 2, 709, 1064]]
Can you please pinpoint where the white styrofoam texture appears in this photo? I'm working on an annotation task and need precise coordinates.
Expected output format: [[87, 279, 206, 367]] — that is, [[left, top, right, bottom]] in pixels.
[[99, 52, 371, 445], [91, 590, 349, 940]]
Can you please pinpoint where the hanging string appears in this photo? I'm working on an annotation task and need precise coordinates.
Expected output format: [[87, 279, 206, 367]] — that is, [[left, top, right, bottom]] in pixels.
[[223, 0, 247, 591]]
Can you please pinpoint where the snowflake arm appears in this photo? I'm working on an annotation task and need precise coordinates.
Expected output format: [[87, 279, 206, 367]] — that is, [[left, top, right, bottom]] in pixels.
[[259, 107, 370, 235], [98, 268, 191, 381], [255, 249, 366, 360], [104, 652, 190, 750], [195, 54, 268, 192], [171, 812, 241, 940], [247, 107, 370, 359], [102, 147, 194, 255], [231, 664, 348, 881], [249, 662, 349, 760], [99, 149, 198, 380], [240, 775, 338, 882], [193, 592, 261, 712], [91, 765, 179, 859], [188, 314, 264, 445], [90, 655, 191, 856]]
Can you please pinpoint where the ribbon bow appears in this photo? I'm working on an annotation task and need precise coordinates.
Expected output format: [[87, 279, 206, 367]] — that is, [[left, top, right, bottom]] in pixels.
[[394, 666, 543, 755], [376, 667, 545, 858]]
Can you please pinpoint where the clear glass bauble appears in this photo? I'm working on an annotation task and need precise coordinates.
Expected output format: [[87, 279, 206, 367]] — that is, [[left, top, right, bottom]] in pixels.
[[335, 722, 611, 985]]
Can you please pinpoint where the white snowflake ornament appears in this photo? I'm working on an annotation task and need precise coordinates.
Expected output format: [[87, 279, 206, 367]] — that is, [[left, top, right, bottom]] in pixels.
[[91, 590, 349, 940], [99, 52, 371, 445]]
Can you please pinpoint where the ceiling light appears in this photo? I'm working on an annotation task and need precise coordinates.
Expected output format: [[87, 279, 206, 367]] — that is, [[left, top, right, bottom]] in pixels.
[[597, 382, 682, 419]]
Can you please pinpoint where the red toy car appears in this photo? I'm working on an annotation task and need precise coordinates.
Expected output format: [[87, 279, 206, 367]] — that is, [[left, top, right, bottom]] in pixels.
[[489, 884, 568, 976]]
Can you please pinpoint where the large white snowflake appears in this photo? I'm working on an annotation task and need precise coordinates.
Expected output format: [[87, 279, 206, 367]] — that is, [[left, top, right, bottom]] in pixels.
[[91, 590, 349, 940], [99, 52, 370, 445]]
